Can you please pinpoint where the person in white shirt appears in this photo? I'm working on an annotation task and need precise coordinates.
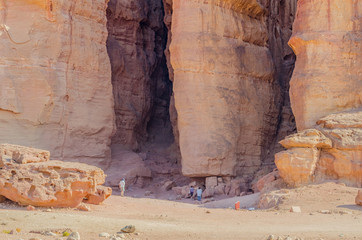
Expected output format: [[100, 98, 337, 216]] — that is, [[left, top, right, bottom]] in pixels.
[[196, 187, 202, 201], [119, 178, 125, 197]]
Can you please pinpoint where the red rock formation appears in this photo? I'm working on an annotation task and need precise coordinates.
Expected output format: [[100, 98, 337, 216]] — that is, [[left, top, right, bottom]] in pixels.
[[274, 0, 362, 188], [288, 0, 362, 130], [169, 0, 279, 178], [0, 144, 111, 207], [275, 111, 362, 187], [0, 0, 114, 166]]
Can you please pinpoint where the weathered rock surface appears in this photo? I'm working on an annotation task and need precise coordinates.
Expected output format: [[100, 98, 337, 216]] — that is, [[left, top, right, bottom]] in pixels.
[[0, 144, 50, 167], [169, 0, 279, 177], [356, 190, 362, 206], [107, 0, 170, 150], [275, 111, 362, 187], [288, 0, 362, 130], [274, 0, 362, 188], [0, 145, 111, 207], [105, 145, 152, 188], [0, 0, 115, 165]]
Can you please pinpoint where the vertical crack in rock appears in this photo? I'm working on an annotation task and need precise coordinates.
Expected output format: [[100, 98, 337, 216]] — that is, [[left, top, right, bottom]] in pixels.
[[107, 0, 173, 151]]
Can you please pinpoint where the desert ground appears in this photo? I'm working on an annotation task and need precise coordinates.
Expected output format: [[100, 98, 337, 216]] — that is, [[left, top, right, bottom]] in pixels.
[[0, 182, 361, 240]]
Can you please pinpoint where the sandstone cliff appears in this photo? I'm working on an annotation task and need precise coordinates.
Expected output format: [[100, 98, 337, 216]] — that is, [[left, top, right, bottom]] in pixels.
[[288, 0, 362, 130], [275, 0, 362, 188], [0, 0, 114, 166], [169, 0, 278, 178]]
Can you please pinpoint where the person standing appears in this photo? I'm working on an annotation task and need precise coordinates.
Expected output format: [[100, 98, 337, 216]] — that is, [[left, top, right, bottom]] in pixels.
[[189, 186, 195, 199], [196, 187, 202, 201], [119, 178, 125, 197]]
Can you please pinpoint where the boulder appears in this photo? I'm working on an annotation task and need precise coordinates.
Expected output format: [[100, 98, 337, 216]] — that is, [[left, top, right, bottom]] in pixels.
[[275, 148, 319, 186], [83, 186, 112, 205], [254, 169, 279, 192], [275, 111, 362, 187], [0, 158, 109, 207], [205, 177, 218, 189], [279, 129, 332, 149]]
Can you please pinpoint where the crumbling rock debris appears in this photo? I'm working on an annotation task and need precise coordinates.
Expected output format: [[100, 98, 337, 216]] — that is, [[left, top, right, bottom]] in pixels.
[[0, 144, 111, 208]]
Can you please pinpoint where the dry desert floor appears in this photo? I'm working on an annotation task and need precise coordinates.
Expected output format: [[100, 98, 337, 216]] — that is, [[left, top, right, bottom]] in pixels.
[[0, 182, 361, 240]]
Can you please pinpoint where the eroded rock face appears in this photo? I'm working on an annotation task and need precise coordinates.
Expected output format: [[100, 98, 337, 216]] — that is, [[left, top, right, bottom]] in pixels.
[[275, 111, 362, 187], [288, 0, 362, 130], [274, 0, 362, 188], [0, 153, 111, 207], [0, 0, 114, 165], [107, 0, 170, 150], [356, 190, 362, 206], [169, 0, 279, 177], [0, 144, 50, 167]]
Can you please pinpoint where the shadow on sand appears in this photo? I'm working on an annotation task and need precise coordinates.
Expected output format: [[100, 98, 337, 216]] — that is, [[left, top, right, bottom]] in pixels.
[[337, 204, 362, 211]]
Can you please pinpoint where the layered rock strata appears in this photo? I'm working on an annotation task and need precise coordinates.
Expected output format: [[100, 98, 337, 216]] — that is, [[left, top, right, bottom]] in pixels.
[[107, 0, 171, 150], [275, 111, 362, 187], [288, 0, 362, 130], [0, 144, 111, 207], [169, 0, 279, 177], [274, 0, 362, 188], [0, 0, 114, 165]]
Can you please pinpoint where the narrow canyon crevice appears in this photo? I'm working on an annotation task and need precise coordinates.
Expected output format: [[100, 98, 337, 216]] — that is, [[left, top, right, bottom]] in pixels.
[[106, 0, 174, 152]]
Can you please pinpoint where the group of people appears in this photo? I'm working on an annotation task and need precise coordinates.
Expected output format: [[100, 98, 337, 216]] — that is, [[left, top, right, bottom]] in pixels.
[[189, 186, 203, 201], [119, 178, 203, 201]]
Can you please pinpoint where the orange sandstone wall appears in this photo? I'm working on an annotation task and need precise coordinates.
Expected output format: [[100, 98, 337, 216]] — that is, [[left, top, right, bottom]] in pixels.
[[169, 0, 278, 177], [288, 0, 362, 130], [275, 0, 362, 188], [0, 0, 115, 165]]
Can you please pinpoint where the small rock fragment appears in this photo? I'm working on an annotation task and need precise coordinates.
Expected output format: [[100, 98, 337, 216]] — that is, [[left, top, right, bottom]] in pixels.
[[44, 231, 57, 236], [99, 232, 110, 238], [121, 225, 136, 233], [318, 210, 332, 214], [290, 206, 301, 213], [77, 203, 91, 211], [27, 205, 36, 211], [67, 231, 80, 240], [267, 234, 276, 240]]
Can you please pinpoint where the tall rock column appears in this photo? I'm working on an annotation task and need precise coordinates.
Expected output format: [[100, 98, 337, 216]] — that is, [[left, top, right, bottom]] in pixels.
[[170, 0, 279, 177], [0, 0, 114, 165], [288, 0, 362, 130], [274, 0, 362, 188]]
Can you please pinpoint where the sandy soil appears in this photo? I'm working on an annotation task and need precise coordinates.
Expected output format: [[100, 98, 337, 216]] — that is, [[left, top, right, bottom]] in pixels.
[[0, 182, 361, 240]]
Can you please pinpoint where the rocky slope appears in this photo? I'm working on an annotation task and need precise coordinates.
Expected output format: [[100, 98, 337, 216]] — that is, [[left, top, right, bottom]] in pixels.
[[0, 0, 114, 166]]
